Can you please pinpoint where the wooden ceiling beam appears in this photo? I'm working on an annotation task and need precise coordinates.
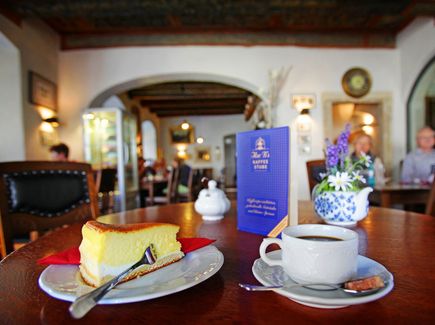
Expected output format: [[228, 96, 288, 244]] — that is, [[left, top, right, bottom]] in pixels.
[[129, 92, 251, 101], [128, 83, 249, 98], [152, 108, 243, 117], [141, 98, 246, 109]]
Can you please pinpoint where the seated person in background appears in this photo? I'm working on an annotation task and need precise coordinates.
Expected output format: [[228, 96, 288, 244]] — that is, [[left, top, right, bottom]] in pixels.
[[138, 156, 146, 179], [167, 158, 191, 197], [401, 126, 435, 184], [351, 133, 374, 161], [153, 157, 168, 177], [138, 157, 156, 180], [178, 160, 192, 195], [351, 133, 385, 186], [49, 143, 69, 162]]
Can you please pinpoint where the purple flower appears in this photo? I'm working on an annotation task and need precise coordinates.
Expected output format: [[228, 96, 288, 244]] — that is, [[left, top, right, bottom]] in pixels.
[[337, 124, 350, 156], [325, 140, 339, 169], [336, 124, 351, 168], [325, 124, 351, 170]]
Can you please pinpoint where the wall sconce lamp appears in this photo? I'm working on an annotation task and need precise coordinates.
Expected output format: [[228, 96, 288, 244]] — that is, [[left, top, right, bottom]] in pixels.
[[292, 94, 315, 155], [196, 136, 204, 144], [38, 105, 60, 131], [291, 94, 316, 112], [43, 117, 60, 128], [176, 144, 188, 159]]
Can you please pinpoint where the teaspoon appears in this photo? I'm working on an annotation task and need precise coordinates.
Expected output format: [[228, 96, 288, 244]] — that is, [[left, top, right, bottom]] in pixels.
[[69, 244, 157, 319], [239, 281, 385, 296]]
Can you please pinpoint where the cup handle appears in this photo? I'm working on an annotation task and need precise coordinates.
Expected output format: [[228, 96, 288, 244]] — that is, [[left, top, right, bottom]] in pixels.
[[259, 238, 284, 267]]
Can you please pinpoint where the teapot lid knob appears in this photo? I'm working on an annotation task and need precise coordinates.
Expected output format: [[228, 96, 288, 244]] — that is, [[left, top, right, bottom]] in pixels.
[[208, 180, 217, 190]]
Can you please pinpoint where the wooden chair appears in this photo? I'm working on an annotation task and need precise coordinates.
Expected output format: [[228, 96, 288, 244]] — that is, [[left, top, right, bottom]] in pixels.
[[0, 161, 99, 258], [425, 180, 435, 216], [191, 168, 213, 200], [95, 168, 117, 214], [176, 165, 194, 202], [151, 167, 179, 205], [306, 159, 326, 197]]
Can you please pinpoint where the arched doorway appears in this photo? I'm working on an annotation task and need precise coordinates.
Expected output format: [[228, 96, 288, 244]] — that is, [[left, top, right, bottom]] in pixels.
[[89, 73, 263, 107], [83, 72, 265, 210], [87, 73, 262, 182], [407, 55, 435, 151]]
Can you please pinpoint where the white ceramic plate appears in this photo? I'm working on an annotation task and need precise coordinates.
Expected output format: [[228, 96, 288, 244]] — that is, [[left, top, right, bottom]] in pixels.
[[39, 245, 224, 304], [252, 250, 394, 309]]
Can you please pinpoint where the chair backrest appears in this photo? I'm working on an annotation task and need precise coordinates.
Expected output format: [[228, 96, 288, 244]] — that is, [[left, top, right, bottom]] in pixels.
[[306, 159, 327, 196], [425, 180, 435, 216], [176, 164, 194, 201], [165, 167, 179, 203], [0, 161, 99, 257], [191, 168, 213, 199], [95, 168, 117, 193]]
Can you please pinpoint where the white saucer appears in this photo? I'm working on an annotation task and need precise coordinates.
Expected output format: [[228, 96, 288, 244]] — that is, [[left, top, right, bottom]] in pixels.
[[252, 250, 394, 309], [39, 245, 224, 304]]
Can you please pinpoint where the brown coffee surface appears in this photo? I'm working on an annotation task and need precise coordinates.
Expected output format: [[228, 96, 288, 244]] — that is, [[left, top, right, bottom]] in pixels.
[[297, 235, 343, 241]]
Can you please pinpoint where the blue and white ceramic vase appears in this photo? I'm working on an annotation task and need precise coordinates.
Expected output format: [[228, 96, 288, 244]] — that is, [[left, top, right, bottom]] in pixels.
[[313, 187, 373, 226]]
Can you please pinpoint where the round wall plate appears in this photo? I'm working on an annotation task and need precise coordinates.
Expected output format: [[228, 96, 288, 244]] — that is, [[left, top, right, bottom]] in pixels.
[[342, 68, 372, 98]]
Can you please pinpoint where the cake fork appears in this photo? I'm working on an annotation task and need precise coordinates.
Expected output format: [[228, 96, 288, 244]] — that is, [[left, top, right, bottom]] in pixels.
[[69, 244, 157, 319]]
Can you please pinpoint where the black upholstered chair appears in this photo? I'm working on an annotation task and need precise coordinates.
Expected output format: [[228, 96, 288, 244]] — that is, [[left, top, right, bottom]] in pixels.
[[0, 161, 99, 257]]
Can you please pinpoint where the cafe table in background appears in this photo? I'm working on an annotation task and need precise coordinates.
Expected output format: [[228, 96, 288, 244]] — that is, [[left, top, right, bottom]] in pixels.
[[140, 174, 168, 206], [0, 201, 434, 324], [369, 182, 431, 208]]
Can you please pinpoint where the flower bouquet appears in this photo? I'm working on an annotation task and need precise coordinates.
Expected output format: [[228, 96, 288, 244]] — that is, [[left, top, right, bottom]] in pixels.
[[313, 124, 373, 226]]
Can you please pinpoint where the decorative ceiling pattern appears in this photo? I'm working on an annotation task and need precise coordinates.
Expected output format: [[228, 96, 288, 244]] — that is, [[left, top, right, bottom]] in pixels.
[[1, 0, 434, 49], [128, 82, 256, 117]]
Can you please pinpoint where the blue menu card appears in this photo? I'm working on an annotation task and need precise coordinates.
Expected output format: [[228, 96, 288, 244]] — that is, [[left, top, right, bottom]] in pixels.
[[236, 127, 290, 237]]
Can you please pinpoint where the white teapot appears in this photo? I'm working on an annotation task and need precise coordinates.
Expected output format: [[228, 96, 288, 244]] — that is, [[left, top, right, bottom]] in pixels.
[[194, 180, 230, 221]]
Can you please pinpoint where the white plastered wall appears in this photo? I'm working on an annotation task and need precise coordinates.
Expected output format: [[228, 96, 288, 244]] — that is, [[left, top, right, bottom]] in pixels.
[[0, 15, 59, 160], [0, 31, 25, 161]]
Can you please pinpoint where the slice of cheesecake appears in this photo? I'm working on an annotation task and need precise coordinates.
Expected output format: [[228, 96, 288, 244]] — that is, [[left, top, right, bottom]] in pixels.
[[79, 221, 184, 287]]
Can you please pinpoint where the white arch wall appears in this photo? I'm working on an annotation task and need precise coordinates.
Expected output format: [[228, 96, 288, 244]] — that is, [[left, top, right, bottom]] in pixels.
[[59, 46, 403, 199], [398, 17, 435, 151], [398, 18, 435, 102], [0, 31, 24, 161]]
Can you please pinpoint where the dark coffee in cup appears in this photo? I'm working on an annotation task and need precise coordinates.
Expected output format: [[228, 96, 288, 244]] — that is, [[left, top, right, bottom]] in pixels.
[[297, 235, 343, 242]]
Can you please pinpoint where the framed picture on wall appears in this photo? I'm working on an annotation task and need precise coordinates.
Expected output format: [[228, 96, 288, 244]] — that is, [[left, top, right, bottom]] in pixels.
[[195, 146, 211, 162], [170, 125, 195, 144], [29, 71, 57, 110]]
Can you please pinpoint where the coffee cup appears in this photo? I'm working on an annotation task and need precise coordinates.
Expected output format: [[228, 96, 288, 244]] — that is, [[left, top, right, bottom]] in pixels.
[[259, 224, 358, 284]]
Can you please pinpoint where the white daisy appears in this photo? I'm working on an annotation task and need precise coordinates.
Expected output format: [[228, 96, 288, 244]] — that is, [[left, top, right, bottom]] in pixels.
[[360, 152, 372, 167], [328, 172, 352, 191], [352, 171, 366, 184]]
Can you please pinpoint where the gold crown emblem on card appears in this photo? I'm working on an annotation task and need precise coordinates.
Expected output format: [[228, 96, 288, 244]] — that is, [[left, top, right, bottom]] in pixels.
[[255, 137, 266, 151]]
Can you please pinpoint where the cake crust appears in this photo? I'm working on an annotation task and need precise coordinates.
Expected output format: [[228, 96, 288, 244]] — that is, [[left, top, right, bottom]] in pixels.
[[85, 220, 178, 233], [80, 251, 184, 287]]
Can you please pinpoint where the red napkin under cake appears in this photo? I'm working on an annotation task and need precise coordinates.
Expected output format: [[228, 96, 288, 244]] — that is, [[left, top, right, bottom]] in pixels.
[[38, 237, 215, 265]]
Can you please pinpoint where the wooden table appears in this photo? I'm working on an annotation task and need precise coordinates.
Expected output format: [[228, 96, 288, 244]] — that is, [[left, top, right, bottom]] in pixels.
[[370, 183, 431, 208], [1, 201, 435, 324]]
